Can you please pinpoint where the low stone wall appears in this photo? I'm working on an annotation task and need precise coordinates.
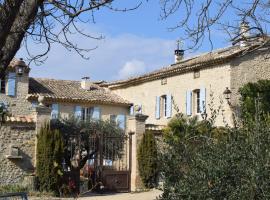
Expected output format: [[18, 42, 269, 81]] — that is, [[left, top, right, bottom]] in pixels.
[[0, 122, 36, 185]]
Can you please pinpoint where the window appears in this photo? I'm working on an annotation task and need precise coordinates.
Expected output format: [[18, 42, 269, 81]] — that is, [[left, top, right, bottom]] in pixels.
[[0, 78, 5, 94], [186, 88, 206, 116], [160, 95, 167, 117], [110, 115, 117, 124], [74, 106, 101, 120], [51, 104, 59, 119], [194, 70, 200, 79], [155, 95, 172, 119], [161, 78, 167, 85], [194, 90, 200, 114], [110, 114, 126, 130], [82, 107, 93, 121]]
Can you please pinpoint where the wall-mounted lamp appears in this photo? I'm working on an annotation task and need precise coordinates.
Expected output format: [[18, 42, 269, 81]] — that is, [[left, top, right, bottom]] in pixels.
[[201, 112, 208, 120], [223, 87, 232, 105]]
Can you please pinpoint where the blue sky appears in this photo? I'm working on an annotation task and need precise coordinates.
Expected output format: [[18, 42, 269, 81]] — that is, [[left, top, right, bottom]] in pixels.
[[16, 1, 231, 81]]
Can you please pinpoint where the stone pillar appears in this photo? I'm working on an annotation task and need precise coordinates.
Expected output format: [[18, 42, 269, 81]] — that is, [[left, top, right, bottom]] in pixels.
[[127, 113, 148, 191], [33, 105, 51, 166]]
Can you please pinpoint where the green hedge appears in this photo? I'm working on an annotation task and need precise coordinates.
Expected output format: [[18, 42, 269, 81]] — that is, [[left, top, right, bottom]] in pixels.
[[137, 131, 158, 188]]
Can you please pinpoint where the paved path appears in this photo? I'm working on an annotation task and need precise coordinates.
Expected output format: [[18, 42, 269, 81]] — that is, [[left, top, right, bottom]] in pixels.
[[78, 189, 162, 200]]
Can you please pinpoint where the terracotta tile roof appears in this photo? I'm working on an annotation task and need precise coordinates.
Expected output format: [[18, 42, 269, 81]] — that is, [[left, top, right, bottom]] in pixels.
[[104, 41, 267, 89], [27, 78, 130, 106], [6, 115, 36, 123]]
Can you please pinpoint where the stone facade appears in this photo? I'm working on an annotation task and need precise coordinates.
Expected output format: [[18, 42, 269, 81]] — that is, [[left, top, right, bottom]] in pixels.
[[0, 122, 36, 185], [0, 72, 33, 116], [112, 63, 233, 127], [230, 49, 270, 107]]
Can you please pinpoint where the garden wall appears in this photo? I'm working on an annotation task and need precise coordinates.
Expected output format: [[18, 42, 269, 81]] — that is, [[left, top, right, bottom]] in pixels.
[[0, 122, 36, 185]]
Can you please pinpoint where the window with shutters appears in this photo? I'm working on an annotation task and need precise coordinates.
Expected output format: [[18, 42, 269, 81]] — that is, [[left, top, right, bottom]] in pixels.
[[81, 107, 100, 121], [160, 95, 167, 117], [191, 88, 206, 115]]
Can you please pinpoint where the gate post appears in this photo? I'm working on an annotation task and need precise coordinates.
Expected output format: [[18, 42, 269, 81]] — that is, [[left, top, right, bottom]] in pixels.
[[127, 114, 148, 192]]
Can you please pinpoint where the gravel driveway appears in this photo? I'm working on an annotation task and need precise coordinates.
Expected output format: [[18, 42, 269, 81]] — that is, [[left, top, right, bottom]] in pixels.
[[78, 189, 162, 200]]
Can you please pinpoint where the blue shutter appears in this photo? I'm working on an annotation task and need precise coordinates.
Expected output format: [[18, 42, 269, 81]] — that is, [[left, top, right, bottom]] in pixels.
[[92, 107, 101, 120], [130, 105, 134, 115], [155, 96, 160, 119], [116, 114, 126, 130], [200, 87, 206, 113], [166, 94, 172, 118], [7, 72, 16, 96], [186, 91, 192, 116], [51, 104, 59, 119], [31, 102, 38, 108], [74, 105, 82, 119]]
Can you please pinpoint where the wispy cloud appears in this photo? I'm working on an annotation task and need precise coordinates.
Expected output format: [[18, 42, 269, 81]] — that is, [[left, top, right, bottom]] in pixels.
[[16, 27, 176, 82], [117, 60, 146, 79]]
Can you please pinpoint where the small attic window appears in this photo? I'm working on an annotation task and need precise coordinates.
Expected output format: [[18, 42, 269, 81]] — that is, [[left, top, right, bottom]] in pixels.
[[161, 78, 167, 85], [194, 70, 200, 79]]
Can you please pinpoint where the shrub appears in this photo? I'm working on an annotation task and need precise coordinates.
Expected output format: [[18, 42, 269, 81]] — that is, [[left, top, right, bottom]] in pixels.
[[137, 131, 158, 188], [239, 79, 270, 122], [159, 114, 270, 200], [36, 123, 64, 195]]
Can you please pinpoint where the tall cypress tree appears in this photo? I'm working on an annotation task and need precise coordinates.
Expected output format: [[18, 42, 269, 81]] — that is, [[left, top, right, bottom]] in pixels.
[[36, 123, 64, 194], [137, 131, 158, 188]]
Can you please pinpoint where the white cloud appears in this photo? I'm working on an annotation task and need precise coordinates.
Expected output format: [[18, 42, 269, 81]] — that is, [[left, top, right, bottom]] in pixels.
[[117, 60, 146, 79], [16, 26, 176, 82]]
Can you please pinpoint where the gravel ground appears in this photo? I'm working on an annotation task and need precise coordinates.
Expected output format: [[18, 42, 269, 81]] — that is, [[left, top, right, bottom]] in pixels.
[[78, 189, 162, 200]]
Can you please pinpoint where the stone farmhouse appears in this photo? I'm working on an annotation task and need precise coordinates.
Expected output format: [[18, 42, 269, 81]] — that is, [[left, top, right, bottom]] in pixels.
[[0, 24, 270, 191], [105, 36, 270, 128], [0, 60, 134, 187]]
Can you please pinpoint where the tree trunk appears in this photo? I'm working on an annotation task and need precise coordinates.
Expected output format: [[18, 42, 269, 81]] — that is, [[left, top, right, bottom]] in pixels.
[[0, 0, 44, 78]]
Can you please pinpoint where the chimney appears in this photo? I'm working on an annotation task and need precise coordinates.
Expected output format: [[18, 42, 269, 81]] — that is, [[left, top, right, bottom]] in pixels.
[[174, 40, 184, 63], [239, 21, 250, 47], [81, 76, 91, 90]]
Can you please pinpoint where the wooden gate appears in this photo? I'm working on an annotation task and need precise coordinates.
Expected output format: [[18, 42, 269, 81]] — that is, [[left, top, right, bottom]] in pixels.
[[87, 133, 132, 192]]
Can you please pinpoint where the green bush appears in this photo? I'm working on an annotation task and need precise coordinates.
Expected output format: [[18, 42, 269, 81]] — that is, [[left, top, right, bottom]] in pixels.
[[159, 113, 270, 200], [137, 131, 158, 188], [36, 123, 64, 195], [239, 79, 270, 122]]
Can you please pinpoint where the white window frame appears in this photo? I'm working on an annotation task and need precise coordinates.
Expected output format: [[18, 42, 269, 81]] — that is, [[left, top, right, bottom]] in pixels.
[[193, 89, 201, 114]]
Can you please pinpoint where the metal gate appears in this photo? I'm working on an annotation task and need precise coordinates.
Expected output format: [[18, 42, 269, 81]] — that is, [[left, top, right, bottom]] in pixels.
[[86, 133, 132, 192]]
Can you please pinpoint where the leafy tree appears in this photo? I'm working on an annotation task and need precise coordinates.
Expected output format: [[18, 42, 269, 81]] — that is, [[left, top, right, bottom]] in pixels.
[[137, 131, 158, 188], [36, 123, 64, 195], [239, 79, 270, 122]]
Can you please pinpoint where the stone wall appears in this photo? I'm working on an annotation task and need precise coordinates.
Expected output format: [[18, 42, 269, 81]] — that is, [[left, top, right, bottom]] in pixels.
[[0, 72, 33, 116], [230, 49, 270, 107], [0, 122, 36, 185]]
